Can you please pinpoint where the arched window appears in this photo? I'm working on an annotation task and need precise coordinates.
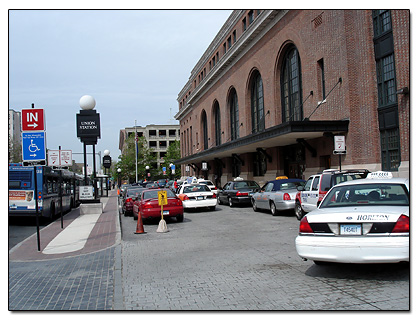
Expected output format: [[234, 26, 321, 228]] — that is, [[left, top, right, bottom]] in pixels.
[[251, 71, 265, 133], [281, 46, 303, 122], [229, 89, 239, 140], [213, 101, 221, 146], [201, 110, 208, 150]]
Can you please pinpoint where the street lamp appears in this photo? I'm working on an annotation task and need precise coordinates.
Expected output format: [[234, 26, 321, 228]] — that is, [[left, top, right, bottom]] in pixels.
[[145, 165, 150, 181], [77, 94, 100, 202]]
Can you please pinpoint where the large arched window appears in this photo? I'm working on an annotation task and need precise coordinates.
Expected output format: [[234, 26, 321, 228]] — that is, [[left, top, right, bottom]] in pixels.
[[229, 89, 239, 140], [201, 110, 208, 150], [281, 46, 303, 122], [213, 101, 221, 146], [251, 71, 265, 133]]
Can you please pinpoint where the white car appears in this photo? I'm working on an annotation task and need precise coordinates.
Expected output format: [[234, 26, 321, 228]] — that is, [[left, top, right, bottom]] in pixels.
[[197, 179, 218, 195], [295, 172, 409, 265], [177, 183, 217, 210]]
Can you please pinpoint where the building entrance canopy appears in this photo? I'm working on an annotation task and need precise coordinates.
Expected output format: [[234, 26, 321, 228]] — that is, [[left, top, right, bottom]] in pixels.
[[175, 120, 349, 165]]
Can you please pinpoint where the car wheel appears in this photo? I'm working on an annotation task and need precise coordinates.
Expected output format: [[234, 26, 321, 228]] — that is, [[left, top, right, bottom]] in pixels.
[[252, 199, 259, 212], [270, 201, 279, 216], [228, 197, 234, 207], [176, 214, 184, 222], [217, 196, 223, 205], [295, 202, 306, 220], [209, 206, 216, 211]]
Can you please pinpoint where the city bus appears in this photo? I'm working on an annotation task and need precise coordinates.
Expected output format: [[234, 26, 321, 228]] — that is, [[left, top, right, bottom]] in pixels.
[[8, 163, 83, 218]]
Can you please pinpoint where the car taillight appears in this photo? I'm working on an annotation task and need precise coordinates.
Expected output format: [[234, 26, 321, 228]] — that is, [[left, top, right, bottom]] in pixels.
[[283, 193, 291, 201], [143, 202, 153, 209], [211, 193, 217, 199], [183, 195, 189, 200], [176, 199, 183, 206], [392, 215, 409, 233], [236, 191, 248, 196], [299, 216, 313, 233], [126, 198, 132, 203]]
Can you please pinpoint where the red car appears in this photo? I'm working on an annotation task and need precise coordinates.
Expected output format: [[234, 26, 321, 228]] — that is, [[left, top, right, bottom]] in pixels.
[[133, 189, 184, 222]]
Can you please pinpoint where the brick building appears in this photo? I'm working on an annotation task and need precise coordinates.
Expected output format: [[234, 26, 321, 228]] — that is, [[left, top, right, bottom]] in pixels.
[[175, 10, 409, 187]]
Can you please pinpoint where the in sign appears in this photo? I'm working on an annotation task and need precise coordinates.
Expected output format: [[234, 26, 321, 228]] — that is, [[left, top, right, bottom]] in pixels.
[[22, 108, 45, 132]]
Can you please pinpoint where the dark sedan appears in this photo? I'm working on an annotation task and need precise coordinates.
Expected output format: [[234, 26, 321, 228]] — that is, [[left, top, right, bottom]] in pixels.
[[121, 187, 146, 216], [217, 179, 260, 207]]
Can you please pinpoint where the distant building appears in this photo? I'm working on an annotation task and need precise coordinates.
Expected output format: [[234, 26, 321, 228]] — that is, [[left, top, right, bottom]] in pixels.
[[175, 10, 409, 187], [119, 124, 180, 170], [9, 109, 21, 145]]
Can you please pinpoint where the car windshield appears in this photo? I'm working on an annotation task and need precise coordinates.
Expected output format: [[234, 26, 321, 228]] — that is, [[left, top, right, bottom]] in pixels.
[[183, 185, 210, 193], [320, 183, 409, 208], [127, 188, 145, 196], [143, 190, 175, 200], [233, 181, 259, 189]]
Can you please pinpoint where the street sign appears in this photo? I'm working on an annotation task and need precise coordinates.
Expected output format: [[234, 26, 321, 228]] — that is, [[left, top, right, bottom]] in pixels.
[[60, 150, 72, 166], [334, 136, 347, 155], [21, 108, 45, 132], [48, 150, 72, 167], [158, 190, 168, 206], [22, 132, 46, 162], [48, 150, 60, 166]]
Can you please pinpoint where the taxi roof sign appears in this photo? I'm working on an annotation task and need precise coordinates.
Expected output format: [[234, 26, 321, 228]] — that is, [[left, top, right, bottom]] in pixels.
[[276, 176, 288, 180], [367, 171, 393, 179]]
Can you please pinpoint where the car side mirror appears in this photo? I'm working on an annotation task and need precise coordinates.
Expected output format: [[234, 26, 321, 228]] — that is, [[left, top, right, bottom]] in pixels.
[[297, 186, 304, 191]]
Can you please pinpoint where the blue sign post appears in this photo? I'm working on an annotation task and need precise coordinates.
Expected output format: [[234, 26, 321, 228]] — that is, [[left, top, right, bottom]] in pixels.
[[22, 132, 46, 162]]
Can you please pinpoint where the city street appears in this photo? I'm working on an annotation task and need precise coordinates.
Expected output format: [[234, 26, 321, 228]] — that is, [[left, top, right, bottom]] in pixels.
[[119, 203, 409, 310]]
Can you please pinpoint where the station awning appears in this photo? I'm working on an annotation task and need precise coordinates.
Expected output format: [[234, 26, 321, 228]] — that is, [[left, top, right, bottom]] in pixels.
[[175, 120, 349, 165]]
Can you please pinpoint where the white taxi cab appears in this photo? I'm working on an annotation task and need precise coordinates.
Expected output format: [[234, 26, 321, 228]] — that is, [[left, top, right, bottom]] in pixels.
[[176, 183, 217, 211], [295, 172, 409, 265]]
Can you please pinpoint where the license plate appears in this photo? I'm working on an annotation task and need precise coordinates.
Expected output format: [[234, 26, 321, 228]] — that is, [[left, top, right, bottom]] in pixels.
[[340, 224, 362, 235], [163, 210, 169, 215], [197, 196, 204, 200]]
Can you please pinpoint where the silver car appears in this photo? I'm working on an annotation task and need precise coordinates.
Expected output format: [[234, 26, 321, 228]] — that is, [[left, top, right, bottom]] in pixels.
[[252, 179, 305, 216]]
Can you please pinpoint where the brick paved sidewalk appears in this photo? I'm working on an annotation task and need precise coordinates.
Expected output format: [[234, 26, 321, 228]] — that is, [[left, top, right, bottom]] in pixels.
[[9, 191, 120, 261], [9, 191, 121, 310]]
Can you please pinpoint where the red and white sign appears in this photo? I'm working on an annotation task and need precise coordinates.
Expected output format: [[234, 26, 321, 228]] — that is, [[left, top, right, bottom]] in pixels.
[[22, 108, 45, 132], [48, 150, 72, 167], [60, 150, 72, 166]]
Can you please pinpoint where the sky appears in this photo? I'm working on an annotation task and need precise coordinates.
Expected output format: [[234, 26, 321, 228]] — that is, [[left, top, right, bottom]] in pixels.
[[8, 9, 232, 168]]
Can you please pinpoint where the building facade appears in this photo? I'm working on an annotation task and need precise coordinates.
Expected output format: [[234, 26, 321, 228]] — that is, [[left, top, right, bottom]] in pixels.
[[9, 109, 21, 145], [119, 124, 180, 170], [175, 10, 409, 188]]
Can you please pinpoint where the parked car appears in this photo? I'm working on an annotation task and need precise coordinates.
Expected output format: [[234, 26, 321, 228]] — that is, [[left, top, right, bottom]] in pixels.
[[165, 180, 174, 188], [121, 187, 146, 216], [295, 172, 409, 265], [133, 189, 184, 222], [252, 178, 306, 216], [157, 179, 167, 188], [217, 179, 260, 207], [177, 183, 217, 211], [197, 179, 218, 195], [295, 169, 370, 220], [146, 182, 159, 189]]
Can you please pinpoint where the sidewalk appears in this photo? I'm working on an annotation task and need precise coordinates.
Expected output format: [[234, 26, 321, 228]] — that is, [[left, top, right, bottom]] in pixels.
[[8, 190, 122, 310], [9, 190, 120, 262]]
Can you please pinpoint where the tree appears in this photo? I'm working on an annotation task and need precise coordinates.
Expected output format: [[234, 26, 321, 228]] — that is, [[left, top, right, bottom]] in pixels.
[[162, 140, 181, 179], [9, 138, 22, 163], [114, 135, 156, 183]]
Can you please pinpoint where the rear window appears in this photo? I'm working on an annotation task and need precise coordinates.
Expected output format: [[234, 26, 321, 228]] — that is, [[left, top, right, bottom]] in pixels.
[[183, 185, 210, 193], [321, 183, 409, 208], [332, 172, 368, 186], [143, 190, 175, 199], [233, 181, 259, 189]]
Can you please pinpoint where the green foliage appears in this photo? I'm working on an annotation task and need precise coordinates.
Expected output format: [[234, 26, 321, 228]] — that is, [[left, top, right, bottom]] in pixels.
[[162, 140, 181, 179], [113, 136, 156, 183]]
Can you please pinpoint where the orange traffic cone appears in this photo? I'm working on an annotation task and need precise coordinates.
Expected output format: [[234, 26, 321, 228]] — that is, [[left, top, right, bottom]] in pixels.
[[134, 211, 146, 234]]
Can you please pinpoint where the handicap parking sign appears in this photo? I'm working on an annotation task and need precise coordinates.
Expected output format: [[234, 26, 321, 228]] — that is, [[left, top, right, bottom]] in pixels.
[[22, 132, 46, 162]]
